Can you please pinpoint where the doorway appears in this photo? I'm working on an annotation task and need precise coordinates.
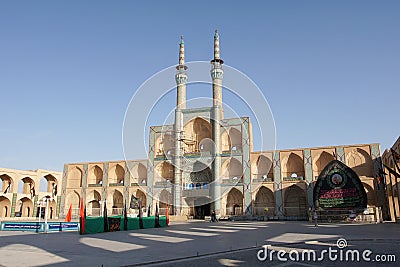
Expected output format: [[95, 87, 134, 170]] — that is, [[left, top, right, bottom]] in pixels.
[[194, 203, 210, 219]]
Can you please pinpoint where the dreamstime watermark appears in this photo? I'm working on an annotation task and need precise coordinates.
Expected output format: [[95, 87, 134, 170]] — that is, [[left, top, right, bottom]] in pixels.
[[257, 238, 396, 263]]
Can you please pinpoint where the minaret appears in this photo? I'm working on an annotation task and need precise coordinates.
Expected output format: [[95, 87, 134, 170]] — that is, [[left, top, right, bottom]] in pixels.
[[176, 36, 187, 109], [211, 30, 223, 215], [173, 36, 187, 215]]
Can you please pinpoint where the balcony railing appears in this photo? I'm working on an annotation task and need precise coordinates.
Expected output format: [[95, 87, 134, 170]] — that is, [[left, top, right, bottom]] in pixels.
[[182, 188, 211, 198], [252, 177, 274, 183], [88, 183, 102, 187], [221, 177, 243, 185], [154, 181, 174, 187], [282, 176, 304, 181], [109, 182, 124, 187]]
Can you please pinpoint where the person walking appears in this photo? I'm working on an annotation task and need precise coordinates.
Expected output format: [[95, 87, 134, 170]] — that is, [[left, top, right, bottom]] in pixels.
[[211, 210, 217, 222], [313, 209, 318, 227]]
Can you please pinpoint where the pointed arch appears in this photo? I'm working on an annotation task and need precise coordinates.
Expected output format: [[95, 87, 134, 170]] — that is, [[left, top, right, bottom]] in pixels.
[[0, 174, 13, 193], [18, 197, 34, 217], [112, 190, 123, 214], [229, 128, 242, 151], [155, 161, 174, 182], [87, 189, 101, 216], [65, 190, 80, 216], [221, 158, 243, 181], [254, 186, 275, 215], [108, 164, 125, 185], [67, 166, 82, 188], [346, 148, 374, 177], [282, 153, 305, 179], [284, 185, 307, 216], [183, 117, 212, 153], [226, 188, 243, 215], [155, 133, 175, 156], [87, 165, 103, 185], [18, 177, 35, 195], [314, 152, 335, 176], [159, 189, 173, 215], [0, 196, 11, 217], [252, 155, 273, 180], [135, 189, 147, 208], [132, 163, 147, 185]]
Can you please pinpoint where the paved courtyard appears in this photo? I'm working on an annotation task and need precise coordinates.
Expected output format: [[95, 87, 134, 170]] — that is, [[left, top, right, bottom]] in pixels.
[[0, 221, 399, 266]]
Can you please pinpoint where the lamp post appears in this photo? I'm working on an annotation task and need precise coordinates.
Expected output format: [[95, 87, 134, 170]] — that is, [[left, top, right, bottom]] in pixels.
[[43, 196, 53, 233]]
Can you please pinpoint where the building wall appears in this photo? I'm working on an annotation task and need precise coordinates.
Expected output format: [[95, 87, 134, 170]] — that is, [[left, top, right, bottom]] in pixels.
[[0, 168, 61, 219], [382, 136, 400, 221], [58, 141, 381, 220]]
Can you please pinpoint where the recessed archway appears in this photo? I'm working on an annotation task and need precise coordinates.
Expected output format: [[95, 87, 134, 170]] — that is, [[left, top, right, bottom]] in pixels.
[[87, 165, 103, 185], [0, 174, 13, 193], [67, 167, 82, 188], [109, 164, 125, 185], [314, 152, 335, 177], [0, 196, 11, 217], [18, 197, 34, 217], [284, 185, 307, 217], [226, 188, 243, 215], [183, 117, 212, 153], [158, 189, 173, 215], [282, 153, 305, 179], [252, 155, 273, 180], [87, 190, 101, 216], [112, 190, 123, 214], [254, 186, 275, 215], [18, 177, 35, 196]]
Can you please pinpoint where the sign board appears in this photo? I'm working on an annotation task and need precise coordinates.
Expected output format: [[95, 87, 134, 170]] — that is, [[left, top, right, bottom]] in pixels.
[[313, 160, 367, 210]]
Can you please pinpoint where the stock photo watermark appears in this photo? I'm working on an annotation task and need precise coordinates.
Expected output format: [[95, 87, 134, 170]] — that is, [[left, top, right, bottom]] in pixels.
[[257, 238, 396, 263]]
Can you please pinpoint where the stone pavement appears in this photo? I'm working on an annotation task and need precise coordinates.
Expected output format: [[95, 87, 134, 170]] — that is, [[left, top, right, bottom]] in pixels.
[[0, 221, 399, 266]]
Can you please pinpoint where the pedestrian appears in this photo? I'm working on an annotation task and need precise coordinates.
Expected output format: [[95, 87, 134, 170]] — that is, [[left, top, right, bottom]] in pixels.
[[211, 210, 217, 222], [313, 210, 318, 227]]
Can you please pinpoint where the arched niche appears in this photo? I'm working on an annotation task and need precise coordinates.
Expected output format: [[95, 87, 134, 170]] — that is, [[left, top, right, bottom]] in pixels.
[[155, 133, 175, 156], [252, 155, 273, 180], [282, 153, 305, 179], [226, 188, 243, 215], [0, 174, 13, 193], [183, 117, 212, 153], [87, 165, 103, 185], [284, 185, 307, 216], [67, 167, 82, 188], [108, 164, 125, 185], [314, 152, 335, 177], [254, 186, 275, 215]]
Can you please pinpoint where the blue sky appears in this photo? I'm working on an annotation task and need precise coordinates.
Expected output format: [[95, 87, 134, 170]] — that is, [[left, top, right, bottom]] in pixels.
[[0, 1, 399, 171]]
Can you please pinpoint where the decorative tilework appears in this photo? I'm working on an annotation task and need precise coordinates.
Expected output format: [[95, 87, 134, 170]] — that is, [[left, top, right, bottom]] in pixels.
[[102, 163, 109, 202], [336, 147, 345, 163], [60, 164, 68, 217], [82, 164, 88, 202], [273, 151, 283, 216]]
